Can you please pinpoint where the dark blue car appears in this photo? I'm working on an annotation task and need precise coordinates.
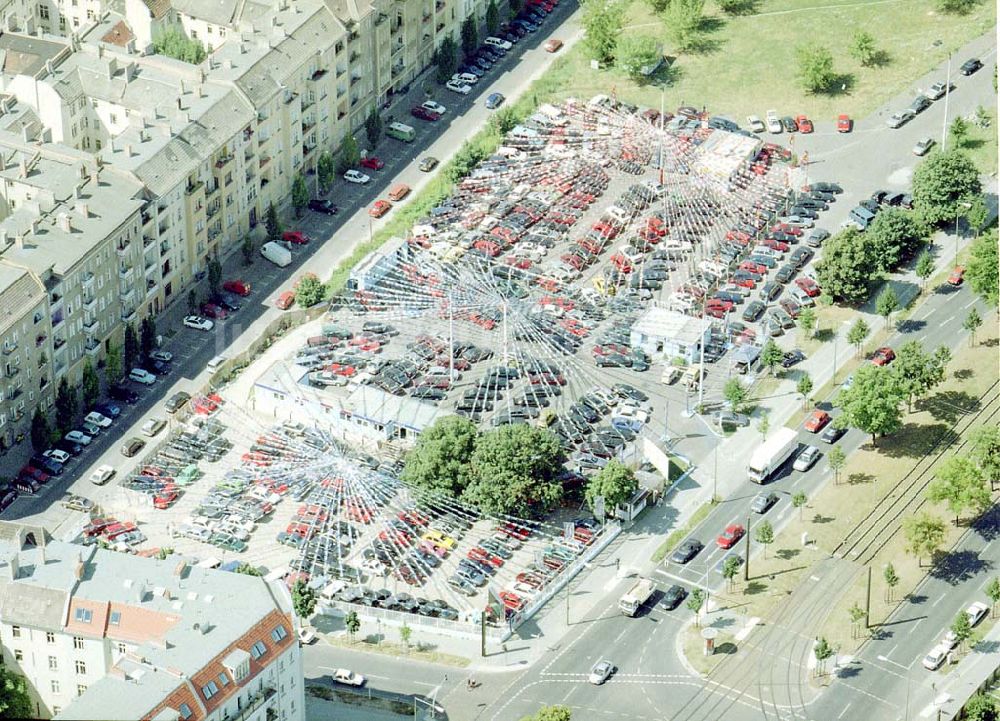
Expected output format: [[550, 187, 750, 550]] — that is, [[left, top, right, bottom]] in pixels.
[[485, 92, 505, 109]]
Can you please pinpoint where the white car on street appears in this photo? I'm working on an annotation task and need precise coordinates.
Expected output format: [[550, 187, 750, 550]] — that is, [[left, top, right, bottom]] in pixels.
[[150, 350, 173, 363], [183, 315, 214, 331], [613, 406, 649, 425], [141, 418, 166, 437], [964, 601, 989, 627], [129, 368, 157, 384], [765, 110, 781, 133], [89, 465, 116, 485], [746, 115, 765, 133], [922, 643, 949, 670], [422, 100, 447, 115], [65, 430, 92, 445], [452, 72, 478, 85], [588, 659, 614, 685], [84, 411, 112, 429], [333, 669, 365, 686], [43, 449, 70, 464], [445, 79, 471, 95], [343, 169, 370, 184]]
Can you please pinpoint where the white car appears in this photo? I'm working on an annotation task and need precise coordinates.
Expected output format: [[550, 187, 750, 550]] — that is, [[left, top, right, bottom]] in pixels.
[[89, 465, 116, 485], [43, 449, 70, 464], [452, 72, 478, 85], [886, 109, 915, 129], [793, 445, 821, 472], [183, 315, 214, 331], [965, 601, 989, 628], [588, 659, 614, 685], [343, 169, 370, 184], [746, 115, 765, 133], [150, 350, 173, 363], [333, 669, 365, 686], [619, 245, 644, 265], [65, 430, 92, 446], [84, 411, 112, 429], [913, 137, 935, 156], [141, 418, 166, 437], [129, 367, 157, 385], [765, 110, 781, 133], [422, 100, 447, 115], [613, 407, 648, 425], [298, 627, 318, 644], [922, 643, 949, 670], [485, 35, 513, 50], [778, 216, 815, 228], [445, 79, 471, 95]]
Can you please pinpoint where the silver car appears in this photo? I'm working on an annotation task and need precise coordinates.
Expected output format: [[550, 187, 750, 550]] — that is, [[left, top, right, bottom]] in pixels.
[[589, 659, 614, 685], [793, 444, 821, 472]]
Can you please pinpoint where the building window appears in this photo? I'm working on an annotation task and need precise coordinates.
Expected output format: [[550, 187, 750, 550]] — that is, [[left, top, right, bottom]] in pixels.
[[13, 650, 22, 662], [73, 637, 84, 649], [218, 672, 229, 687], [270, 625, 287, 642], [48, 656, 58, 670], [46, 632, 55, 644], [39, 6, 50, 20], [73, 608, 92, 624], [109, 611, 121, 626], [116, 642, 126, 655], [179, 703, 192, 720], [74, 660, 86, 675], [76, 685, 86, 696], [10, 626, 19, 638], [51, 680, 60, 694], [249, 640, 267, 659], [201, 680, 218, 699]]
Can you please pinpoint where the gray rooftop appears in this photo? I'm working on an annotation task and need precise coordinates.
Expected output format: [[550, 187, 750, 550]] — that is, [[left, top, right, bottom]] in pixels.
[[631, 307, 713, 345], [171, 0, 241, 26], [0, 33, 70, 77]]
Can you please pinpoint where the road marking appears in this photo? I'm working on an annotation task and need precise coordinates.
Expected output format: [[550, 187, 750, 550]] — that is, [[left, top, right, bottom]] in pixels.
[[885, 643, 898, 659], [560, 686, 575, 703], [964, 299, 976, 309], [613, 627, 628, 643], [837, 702, 853, 719], [939, 315, 955, 327], [932, 595, 945, 607]]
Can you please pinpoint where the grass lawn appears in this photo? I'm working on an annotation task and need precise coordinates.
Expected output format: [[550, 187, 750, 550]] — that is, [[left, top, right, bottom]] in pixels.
[[957, 107, 998, 175], [552, 0, 995, 120], [682, 622, 737, 675], [710, 314, 998, 655]]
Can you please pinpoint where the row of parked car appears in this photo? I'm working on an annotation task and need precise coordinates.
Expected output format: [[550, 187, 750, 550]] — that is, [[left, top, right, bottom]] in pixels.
[[887, 56, 983, 130]]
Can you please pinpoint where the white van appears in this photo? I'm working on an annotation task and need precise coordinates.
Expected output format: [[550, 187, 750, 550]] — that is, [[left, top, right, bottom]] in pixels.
[[260, 241, 292, 267], [207, 355, 227, 372], [484, 36, 512, 51], [606, 205, 631, 224]]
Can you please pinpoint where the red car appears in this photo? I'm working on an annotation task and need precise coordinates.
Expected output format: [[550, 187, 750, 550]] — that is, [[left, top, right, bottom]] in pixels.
[[804, 410, 831, 433], [794, 277, 821, 297], [947, 266, 965, 286], [275, 291, 295, 310], [610, 254, 632, 273], [468, 547, 504, 568], [369, 200, 392, 218], [153, 492, 178, 510], [499, 591, 525, 612], [200, 302, 228, 320], [837, 114, 852, 133], [761, 238, 790, 252], [282, 230, 310, 245], [410, 106, 440, 122], [530, 372, 565, 386], [505, 256, 533, 270], [500, 522, 531, 541], [872, 347, 896, 366], [223, 279, 251, 296], [516, 572, 544, 590], [716, 523, 745, 549], [795, 115, 814, 133], [739, 260, 767, 275], [593, 343, 629, 356], [360, 156, 385, 170], [771, 223, 803, 236]]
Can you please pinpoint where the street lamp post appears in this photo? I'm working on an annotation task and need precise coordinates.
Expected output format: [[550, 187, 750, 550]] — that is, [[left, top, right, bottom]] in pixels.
[[941, 52, 953, 150], [954, 201, 972, 265]]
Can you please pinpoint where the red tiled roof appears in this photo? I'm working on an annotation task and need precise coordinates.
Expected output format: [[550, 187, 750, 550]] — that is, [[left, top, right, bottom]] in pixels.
[[143, 0, 172, 20], [101, 20, 135, 48]]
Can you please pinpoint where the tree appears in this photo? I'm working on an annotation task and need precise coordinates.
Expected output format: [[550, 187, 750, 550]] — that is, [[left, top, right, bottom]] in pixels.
[[757, 416, 769, 440], [365, 109, 382, 148], [337, 135, 361, 174], [796, 374, 814, 408], [616, 34, 661, 81], [123, 322, 139, 370], [813, 637, 834, 676], [835, 365, 904, 446], [265, 202, 282, 241], [796, 43, 837, 94], [847, 318, 870, 356], [401, 416, 479, 496], [399, 623, 412, 650], [963, 307, 983, 346], [722, 378, 748, 413], [663, 0, 706, 52], [965, 195, 990, 236], [912, 149, 982, 225], [294, 273, 325, 308], [520, 706, 573, 721], [936, 0, 981, 13], [54, 377, 78, 433], [509, 0, 523, 17], [950, 115, 970, 149], [867, 209, 926, 272], [950, 609, 973, 650], [849, 30, 879, 67], [891, 340, 950, 411], [986, 577, 1000, 618], [969, 425, 1000, 490], [291, 175, 309, 218], [153, 26, 206, 64], [140, 317, 157, 360], [241, 236, 255, 266], [490, 107, 521, 136], [915, 250, 934, 289], [81, 359, 100, 410], [30, 407, 50, 452], [235, 563, 261, 576], [817, 228, 875, 304], [760, 339, 783, 376], [464, 425, 564, 517], [207, 256, 223, 297], [447, 140, 490, 183], [104, 342, 122, 385], [903, 512, 946, 566], [317, 151, 335, 193], [722, 555, 741, 590], [291, 579, 317, 619], [792, 491, 807, 520], [486, 0, 501, 35], [686, 588, 705, 627], [186, 289, 198, 314], [965, 693, 999, 721], [0, 668, 34, 719], [754, 520, 774, 558], [827, 445, 846, 485], [928, 455, 991, 523], [581, 0, 624, 64], [434, 34, 459, 83], [585, 461, 638, 514], [967, 231, 999, 305], [798, 306, 816, 339], [883, 563, 899, 603], [460, 16, 479, 59], [345, 610, 361, 642], [848, 602, 866, 638]]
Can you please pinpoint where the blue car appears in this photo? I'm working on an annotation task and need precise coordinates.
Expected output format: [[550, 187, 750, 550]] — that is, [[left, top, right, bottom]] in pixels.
[[485, 92, 505, 109], [611, 417, 643, 433], [93, 402, 122, 418]]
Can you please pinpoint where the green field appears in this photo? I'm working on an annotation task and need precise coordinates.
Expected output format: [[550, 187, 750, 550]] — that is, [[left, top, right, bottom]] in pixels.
[[545, 0, 995, 120]]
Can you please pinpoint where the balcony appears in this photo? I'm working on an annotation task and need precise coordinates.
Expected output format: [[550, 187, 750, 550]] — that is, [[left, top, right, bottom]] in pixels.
[[2, 342, 17, 356], [53, 336, 66, 351], [146, 279, 157, 297], [207, 203, 220, 219], [349, 51, 360, 63], [39, 375, 48, 390], [206, 182, 220, 196], [259, 155, 271, 170], [119, 265, 132, 280], [82, 294, 96, 310], [120, 307, 136, 323], [422, 11, 431, 22], [115, 240, 131, 258], [5, 366, 19, 379], [83, 315, 98, 332], [392, 63, 405, 77], [310, 68, 328, 82], [37, 353, 46, 368], [302, 94, 315, 110], [10, 407, 23, 421], [186, 180, 204, 196], [143, 235, 155, 249], [392, 41, 404, 56], [35, 334, 46, 348], [231, 687, 277, 721], [160, 241, 170, 257], [141, 211, 152, 225], [435, 0, 445, 11], [81, 271, 95, 290], [214, 154, 234, 170], [85, 339, 100, 356]]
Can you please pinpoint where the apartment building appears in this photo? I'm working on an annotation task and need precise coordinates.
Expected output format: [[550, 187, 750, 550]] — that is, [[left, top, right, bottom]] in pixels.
[[0, 521, 303, 721]]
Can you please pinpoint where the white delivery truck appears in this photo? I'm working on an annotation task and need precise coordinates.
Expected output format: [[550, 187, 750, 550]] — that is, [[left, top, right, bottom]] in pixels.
[[747, 427, 799, 483], [619, 578, 655, 616], [260, 241, 292, 267]]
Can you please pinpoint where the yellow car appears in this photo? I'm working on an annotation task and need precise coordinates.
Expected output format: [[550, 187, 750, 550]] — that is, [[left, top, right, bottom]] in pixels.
[[421, 529, 456, 549]]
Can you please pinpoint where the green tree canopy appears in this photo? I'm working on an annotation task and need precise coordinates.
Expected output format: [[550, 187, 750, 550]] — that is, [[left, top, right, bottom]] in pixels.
[[849, 30, 879, 67], [207, 256, 223, 297], [317, 151, 335, 193], [486, 0, 501, 34], [464, 425, 564, 517], [294, 273, 325, 308], [969, 425, 1000, 488], [912, 149, 982, 225], [345, 610, 361, 641], [834, 364, 903, 446], [235, 563, 262, 576], [104, 342, 122, 385], [816, 227, 876, 304], [338, 135, 361, 174], [798, 306, 816, 338], [520, 705, 573, 721], [875, 286, 899, 327], [55, 376, 78, 434], [153, 27, 207, 64], [581, 0, 625, 64], [967, 231, 999, 305], [796, 43, 837, 93], [291, 580, 317, 619], [964, 692, 998, 721], [903, 512, 946, 566], [292, 175, 309, 218], [585, 460, 638, 513], [123, 322, 139, 369], [928, 455, 991, 523], [827, 444, 846, 484], [461, 16, 479, 58], [434, 34, 459, 83], [616, 34, 662, 80], [401, 415, 480, 497], [265, 202, 282, 241], [754, 520, 774, 557], [867, 209, 926, 272], [760, 339, 783, 375], [365, 109, 383, 147], [140, 316, 157, 359], [663, 0, 706, 52], [891, 340, 951, 410], [30, 407, 50, 452], [0, 668, 34, 719], [847, 317, 870, 354], [81, 358, 100, 409], [722, 377, 749, 412], [915, 250, 935, 288]]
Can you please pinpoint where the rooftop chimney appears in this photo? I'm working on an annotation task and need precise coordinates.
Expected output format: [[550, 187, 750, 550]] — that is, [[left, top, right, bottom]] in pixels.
[[74, 183, 83, 198], [58, 213, 71, 233], [76, 201, 90, 218], [0, 229, 7, 246], [18, 159, 26, 177], [74, 552, 85, 580], [13, 233, 24, 249], [20, 124, 30, 143], [179, 79, 185, 95], [124, 143, 133, 157], [8, 553, 18, 580], [44, 59, 53, 75]]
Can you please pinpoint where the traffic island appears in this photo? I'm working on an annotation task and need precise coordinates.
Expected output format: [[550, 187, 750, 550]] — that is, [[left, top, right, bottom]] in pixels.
[[679, 619, 739, 676]]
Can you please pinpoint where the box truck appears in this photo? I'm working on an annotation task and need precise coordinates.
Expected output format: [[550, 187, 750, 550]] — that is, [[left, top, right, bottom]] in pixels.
[[261, 241, 292, 267], [619, 578, 655, 616], [747, 427, 799, 483]]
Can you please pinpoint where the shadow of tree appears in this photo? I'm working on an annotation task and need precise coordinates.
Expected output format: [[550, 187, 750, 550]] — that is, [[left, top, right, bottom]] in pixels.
[[710, 616, 736, 629], [836, 665, 863, 679], [981, 338, 998, 348], [811, 514, 835, 524], [718, 0, 761, 15], [642, 58, 685, 88], [818, 73, 856, 96], [867, 50, 892, 68], [813, 328, 835, 343], [915, 390, 980, 424], [775, 548, 800, 561], [929, 549, 993, 586], [971, 506, 1000, 541], [895, 318, 927, 334], [715, 641, 739, 655], [877, 422, 953, 459], [846, 472, 875, 486], [744, 580, 768, 595], [953, 368, 974, 380], [685, 34, 724, 55], [905, 594, 928, 605], [698, 15, 726, 33]]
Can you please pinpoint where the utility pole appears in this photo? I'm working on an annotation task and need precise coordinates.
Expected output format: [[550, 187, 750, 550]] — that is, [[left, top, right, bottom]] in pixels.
[[941, 53, 952, 150], [448, 290, 454, 379], [864, 566, 872, 629], [744, 515, 751, 582]]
